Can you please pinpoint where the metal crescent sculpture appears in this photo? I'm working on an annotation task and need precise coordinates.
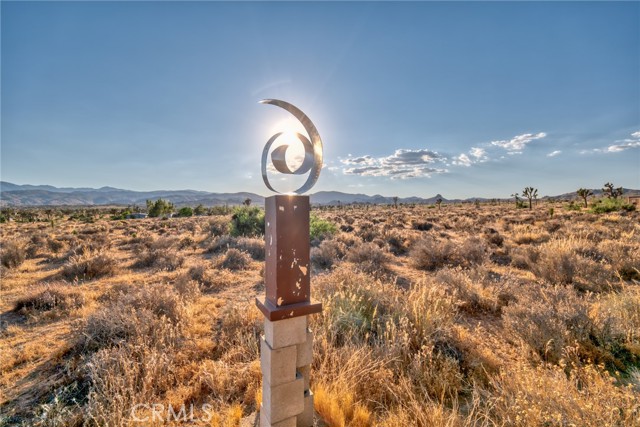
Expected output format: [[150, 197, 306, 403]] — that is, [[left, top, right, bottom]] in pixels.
[[260, 99, 323, 194]]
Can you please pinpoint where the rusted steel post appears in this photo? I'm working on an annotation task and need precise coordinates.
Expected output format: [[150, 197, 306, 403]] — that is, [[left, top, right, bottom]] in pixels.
[[256, 195, 322, 321]]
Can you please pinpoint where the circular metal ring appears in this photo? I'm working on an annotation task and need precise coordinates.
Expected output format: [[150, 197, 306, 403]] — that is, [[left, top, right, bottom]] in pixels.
[[260, 99, 323, 194]]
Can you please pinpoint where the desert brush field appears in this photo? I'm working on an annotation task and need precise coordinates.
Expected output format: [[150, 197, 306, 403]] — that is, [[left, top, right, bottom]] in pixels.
[[1, 201, 639, 426]]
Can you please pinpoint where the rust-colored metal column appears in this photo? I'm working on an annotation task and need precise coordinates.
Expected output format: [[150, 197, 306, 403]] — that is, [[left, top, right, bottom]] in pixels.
[[256, 195, 322, 320]]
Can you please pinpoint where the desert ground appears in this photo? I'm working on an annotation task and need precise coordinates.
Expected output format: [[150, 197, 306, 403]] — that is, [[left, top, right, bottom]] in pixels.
[[1, 201, 639, 426]]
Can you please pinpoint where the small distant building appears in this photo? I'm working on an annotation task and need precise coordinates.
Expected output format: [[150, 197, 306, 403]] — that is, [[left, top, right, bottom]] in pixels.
[[126, 213, 148, 219], [627, 195, 640, 207]]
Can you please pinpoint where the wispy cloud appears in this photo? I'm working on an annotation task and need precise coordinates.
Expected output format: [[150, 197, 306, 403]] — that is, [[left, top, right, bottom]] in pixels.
[[452, 146, 489, 166], [342, 148, 447, 179], [490, 132, 547, 152], [452, 153, 472, 167], [340, 131, 546, 179], [547, 150, 562, 157], [581, 131, 640, 154]]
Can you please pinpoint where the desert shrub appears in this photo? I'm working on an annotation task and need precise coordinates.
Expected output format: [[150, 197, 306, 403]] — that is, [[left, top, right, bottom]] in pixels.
[[457, 237, 487, 265], [411, 237, 486, 271], [235, 237, 265, 260], [84, 344, 177, 425], [311, 239, 346, 270], [453, 216, 475, 232], [544, 219, 563, 233], [208, 216, 230, 236], [24, 233, 47, 258], [528, 239, 577, 285], [600, 241, 640, 282], [178, 235, 196, 250], [61, 251, 117, 281], [79, 286, 190, 424], [314, 267, 462, 407], [133, 237, 184, 271], [435, 268, 503, 315], [217, 248, 251, 270], [356, 222, 378, 242], [212, 303, 261, 362], [310, 214, 337, 243], [77, 285, 185, 353], [315, 268, 394, 347], [47, 237, 65, 254], [14, 283, 86, 314], [206, 234, 237, 254], [481, 362, 640, 427], [1, 240, 26, 269], [510, 245, 538, 270], [346, 242, 389, 277], [185, 264, 217, 291], [412, 221, 433, 231], [483, 228, 504, 246], [133, 247, 184, 271], [503, 285, 595, 364], [385, 231, 409, 256], [411, 239, 455, 271], [173, 274, 201, 300], [511, 224, 550, 245], [230, 207, 264, 237], [593, 287, 640, 346]]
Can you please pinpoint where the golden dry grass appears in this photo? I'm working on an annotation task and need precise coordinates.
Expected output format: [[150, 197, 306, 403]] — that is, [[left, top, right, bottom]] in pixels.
[[0, 202, 639, 426]]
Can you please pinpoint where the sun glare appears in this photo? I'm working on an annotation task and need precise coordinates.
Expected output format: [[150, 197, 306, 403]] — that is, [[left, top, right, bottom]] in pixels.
[[268, 118, 307, 171]]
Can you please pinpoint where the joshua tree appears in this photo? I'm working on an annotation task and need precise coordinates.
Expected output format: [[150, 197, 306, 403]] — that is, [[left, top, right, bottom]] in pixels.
[[603, 182, 623, 199], [393, 196, 399, 209], [243, 198, 252, 206], [436, 198, 443, 210], [576, 188, 593, 208], [522, 187, 538, 210], [511, 192, 519, 208]]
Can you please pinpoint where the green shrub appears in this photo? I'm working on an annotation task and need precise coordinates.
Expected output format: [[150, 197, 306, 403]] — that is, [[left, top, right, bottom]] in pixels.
[[590, 198, 636, 214], [230, 207, 264, 237], [176, 206, 193, 217], [146, 199, 174, 218], [310, 214, 337, 242], [565, 201, 582, 211]]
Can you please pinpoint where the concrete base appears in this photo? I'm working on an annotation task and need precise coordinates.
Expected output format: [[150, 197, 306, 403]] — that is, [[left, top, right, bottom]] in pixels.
[[297, 365, 311, 391], [260, 407, 297, 427], [297, 390, 314, 427], [261, 337, 297, 386], [261, 316, 315, 427], [264, 316, 308, 349]]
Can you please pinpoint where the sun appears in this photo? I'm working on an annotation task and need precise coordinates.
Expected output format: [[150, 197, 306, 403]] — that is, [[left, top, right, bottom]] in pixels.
[[267, 118, 307, 170]]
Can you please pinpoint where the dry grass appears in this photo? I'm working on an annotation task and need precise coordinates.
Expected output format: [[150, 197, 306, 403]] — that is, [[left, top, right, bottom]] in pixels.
[[1, 203, 639, 426]]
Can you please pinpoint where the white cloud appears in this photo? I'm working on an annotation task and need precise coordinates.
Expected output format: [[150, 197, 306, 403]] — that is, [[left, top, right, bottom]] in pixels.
[[341, 131, 547, 178], [452, 153, 472, 167], [547, 150, 562, 157], [582, 131, 640, 154], [491, 132, 547, 152], [341, 155, 375, 165], [341, 148, 447, 179], [469, 147, 487, 160], [452, 146, 489, 167]]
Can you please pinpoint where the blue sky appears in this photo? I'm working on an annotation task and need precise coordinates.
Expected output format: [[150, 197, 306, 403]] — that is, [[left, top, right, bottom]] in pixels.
[[2, 1, 638, 199]]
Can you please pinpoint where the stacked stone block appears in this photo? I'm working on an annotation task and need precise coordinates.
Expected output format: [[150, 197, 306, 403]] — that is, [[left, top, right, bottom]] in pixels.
[[260, 316, 314, 427]]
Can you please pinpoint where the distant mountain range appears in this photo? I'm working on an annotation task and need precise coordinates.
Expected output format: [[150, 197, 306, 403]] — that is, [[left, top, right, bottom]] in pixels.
[[0, 181, 638, 207]]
